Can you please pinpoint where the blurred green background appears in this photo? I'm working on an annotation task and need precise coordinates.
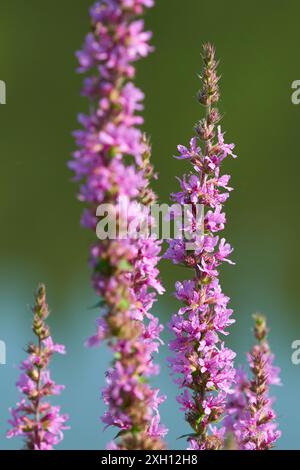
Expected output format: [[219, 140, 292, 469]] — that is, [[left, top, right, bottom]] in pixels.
[[1, 0, 300, 450]]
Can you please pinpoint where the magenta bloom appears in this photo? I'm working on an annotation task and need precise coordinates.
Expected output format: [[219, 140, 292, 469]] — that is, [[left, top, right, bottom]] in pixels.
[[70, 0, 166, 449], [225, 315, 281, 450], [165, 44, 236, 450], [7, 285, 69, 450]]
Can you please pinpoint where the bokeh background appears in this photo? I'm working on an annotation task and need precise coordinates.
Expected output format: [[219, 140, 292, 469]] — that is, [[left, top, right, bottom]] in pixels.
[[1, 0, 300, 450]]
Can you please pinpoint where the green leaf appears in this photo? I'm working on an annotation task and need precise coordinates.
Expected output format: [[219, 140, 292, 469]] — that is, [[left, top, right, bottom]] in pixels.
[[108, 147, 119, 159], [196, 413, 206, 425], [138, 376, 148, 384], [88, 298, 106, 310], [117, 298, 130, 311], [118, 259, 133, 272], [114, 429, 130, 439], [131, 425, 141, 435], [177, 433, 199, 440], [94, 259, 111, 275]]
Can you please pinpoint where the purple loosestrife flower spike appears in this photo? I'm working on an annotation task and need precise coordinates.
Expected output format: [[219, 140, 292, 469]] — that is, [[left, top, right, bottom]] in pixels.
[[70, 0, 167, 450], [165, 43, 237, 450], [225, 315, 281, 450], [7, 285, 69, 450]]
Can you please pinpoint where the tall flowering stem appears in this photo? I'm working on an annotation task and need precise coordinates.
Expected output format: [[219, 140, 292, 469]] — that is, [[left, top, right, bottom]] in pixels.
[[225, 315, 281, 449], [165, 44, 237, 450], [7, 285, 68, 450], [70, 0, 166, 449]]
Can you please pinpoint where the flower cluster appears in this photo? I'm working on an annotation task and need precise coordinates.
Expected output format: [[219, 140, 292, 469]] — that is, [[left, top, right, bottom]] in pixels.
[[70, 0, 167, 449], [165, 43, 237, 450], [225, 315, 281, 450], [7, 285, 68, 450]]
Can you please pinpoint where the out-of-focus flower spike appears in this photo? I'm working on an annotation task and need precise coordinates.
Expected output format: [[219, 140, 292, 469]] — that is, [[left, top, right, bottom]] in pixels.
[[70, 0, 166, 450], [225, 314, 281, 450], [7, 284, 69, 450]]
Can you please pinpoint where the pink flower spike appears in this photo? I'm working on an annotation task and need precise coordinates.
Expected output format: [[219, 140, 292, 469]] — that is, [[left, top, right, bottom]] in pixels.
[[166, 44, 236, 450], [7, 285, 68, 450], [70, 0, 166, 450], [225, 315, 281, 450]]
